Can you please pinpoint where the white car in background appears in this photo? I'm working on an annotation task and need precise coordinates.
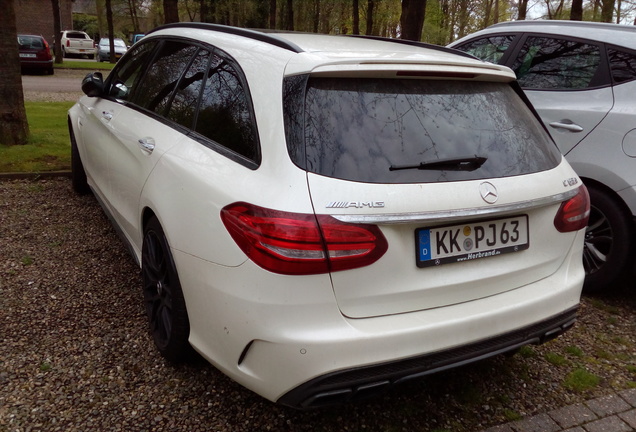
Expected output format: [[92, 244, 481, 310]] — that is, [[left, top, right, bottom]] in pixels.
[[450, 20, 636, 293], [68, 23, 588, 408]]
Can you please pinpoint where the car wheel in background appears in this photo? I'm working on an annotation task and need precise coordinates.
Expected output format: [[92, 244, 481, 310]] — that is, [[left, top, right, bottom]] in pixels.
[[142, 217, 192, 363], [69, 124, 90, 195], [583, 184, 634, 293]]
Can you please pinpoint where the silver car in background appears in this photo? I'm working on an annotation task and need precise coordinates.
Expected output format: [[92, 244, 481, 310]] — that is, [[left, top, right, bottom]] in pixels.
[[450, 20, 636, 293]]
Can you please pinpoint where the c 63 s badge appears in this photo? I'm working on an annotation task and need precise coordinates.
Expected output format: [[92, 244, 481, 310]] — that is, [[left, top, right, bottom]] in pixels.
[[326, 201, 385, 209]]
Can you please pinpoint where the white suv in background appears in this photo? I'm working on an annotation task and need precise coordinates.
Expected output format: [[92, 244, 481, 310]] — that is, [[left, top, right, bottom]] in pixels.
[[450, 20, 636, 293], [68, 23, 588, 408]]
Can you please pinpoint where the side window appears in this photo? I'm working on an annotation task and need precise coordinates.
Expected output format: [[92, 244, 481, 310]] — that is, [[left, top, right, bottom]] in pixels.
[[165, 48, 211, 129], [608, 47, 636, 84], [132, 41, 198, 115], [454, 35, 516, 64], [194, 53, 259, 163], [108, 40, 157, 100], [511, 36, 602, 90]]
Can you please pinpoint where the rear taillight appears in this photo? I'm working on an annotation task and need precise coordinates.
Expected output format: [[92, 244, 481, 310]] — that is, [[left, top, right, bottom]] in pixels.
[[554, 185, 590, 232], [221, 202, 388, 275], [66, 39, 70, 47]]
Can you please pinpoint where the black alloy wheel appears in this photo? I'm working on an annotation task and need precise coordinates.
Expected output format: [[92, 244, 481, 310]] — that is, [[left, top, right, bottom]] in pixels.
[[582, 185, 633, 293], [69, 122, 90, 195], [142, 217, 192, 362]]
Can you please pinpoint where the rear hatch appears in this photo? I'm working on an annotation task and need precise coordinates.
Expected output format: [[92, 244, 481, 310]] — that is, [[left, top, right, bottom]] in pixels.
[[284, 75, 582, 318]]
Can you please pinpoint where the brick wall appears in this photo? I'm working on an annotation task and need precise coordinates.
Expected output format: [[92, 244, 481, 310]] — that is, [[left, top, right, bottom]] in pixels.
[[15, 0, 73, 43]]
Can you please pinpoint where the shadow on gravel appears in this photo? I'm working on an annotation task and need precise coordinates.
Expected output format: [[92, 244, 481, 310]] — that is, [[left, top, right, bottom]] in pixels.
[[1, 178, 634, 432]]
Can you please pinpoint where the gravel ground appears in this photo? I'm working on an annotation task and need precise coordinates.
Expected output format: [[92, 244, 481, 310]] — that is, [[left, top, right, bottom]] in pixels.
[[1, 178, 636, 431]]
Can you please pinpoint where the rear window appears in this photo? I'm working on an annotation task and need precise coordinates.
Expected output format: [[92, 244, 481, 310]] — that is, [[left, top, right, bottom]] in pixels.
[[284, 76, 561, 183]]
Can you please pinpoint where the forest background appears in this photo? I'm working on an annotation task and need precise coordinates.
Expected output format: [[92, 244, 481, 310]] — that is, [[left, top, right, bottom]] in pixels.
[[83, 0, 636, 49], [3, 0, 636, 145]]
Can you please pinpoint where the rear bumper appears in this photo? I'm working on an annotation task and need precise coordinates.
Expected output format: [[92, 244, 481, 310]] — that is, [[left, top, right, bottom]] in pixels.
[[174, 229, 584, 407], [278, 306, 577, 408], [20, 59, 53, 69]]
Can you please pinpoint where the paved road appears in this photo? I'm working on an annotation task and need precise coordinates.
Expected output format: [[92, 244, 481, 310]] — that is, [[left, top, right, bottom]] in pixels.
[[21, 68, 88, 94]]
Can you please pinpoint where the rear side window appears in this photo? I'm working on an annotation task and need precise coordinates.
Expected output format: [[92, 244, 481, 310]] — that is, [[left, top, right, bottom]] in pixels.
[[284, 77, 561, 184], [193, 53, 259, 164], [511, 36, 603, 90], [165, 48, 211, 129], [608, 47, 636, 84], [454, 35, 516, 64]]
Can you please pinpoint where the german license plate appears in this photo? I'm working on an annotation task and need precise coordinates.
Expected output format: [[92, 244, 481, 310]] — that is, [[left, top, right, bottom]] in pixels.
[[19, 53, 36, 58], [416, 215, 529, 268]]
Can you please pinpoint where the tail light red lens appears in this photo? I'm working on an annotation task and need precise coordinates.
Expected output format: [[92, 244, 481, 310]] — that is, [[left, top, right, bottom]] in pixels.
[[221, 202, 388, 275], [554, 185, 590, 233]]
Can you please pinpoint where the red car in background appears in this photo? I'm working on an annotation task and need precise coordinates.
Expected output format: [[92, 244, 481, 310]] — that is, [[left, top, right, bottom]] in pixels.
[[18, 34, 54, 75]]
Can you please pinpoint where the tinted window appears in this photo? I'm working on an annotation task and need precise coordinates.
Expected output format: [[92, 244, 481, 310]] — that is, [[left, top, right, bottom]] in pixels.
[[455, 35, 516, 64], [132, 41, 198, 115], [511, 36, 602, 90], [194, 54, 259, 163], [608, 47, 636, 84], [108, 40, 157, 100], [284, 77, 561, 184], [165, 48, 211, 129]]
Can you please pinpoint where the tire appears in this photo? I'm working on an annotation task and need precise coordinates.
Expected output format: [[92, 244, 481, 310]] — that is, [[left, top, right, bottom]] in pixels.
[[142, 217, 192, 363], [582, 184, 634, 293], [69, 125, 90, 195]]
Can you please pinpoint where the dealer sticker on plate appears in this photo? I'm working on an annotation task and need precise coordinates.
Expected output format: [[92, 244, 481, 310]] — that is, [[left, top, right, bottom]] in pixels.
[[416, 215, 529, 268]]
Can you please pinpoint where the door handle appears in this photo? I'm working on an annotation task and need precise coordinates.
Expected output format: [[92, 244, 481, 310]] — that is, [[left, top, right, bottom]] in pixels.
[[548, 121, 584, 133], [101, 111, 113, 121], [138, 137, 155, 154]]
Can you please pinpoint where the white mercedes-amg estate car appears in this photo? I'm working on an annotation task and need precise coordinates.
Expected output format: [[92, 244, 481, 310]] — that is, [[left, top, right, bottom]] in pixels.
[[68, 23, 589, 408]]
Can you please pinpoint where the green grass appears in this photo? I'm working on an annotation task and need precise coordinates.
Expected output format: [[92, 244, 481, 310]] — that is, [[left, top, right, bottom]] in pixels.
[[564, 368, 601, 392], [55, 60, 115, 71], [0, 102, 74, 173]]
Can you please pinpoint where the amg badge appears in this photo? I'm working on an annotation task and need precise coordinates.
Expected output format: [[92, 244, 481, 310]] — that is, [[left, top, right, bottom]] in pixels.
[[326, 201, 385, 209]]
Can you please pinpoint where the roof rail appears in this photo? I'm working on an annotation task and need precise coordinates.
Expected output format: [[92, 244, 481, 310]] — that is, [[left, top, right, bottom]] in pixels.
[[147, 22, 305, 53], [345, 34, 480, 60], [489, 19, 636, 33]]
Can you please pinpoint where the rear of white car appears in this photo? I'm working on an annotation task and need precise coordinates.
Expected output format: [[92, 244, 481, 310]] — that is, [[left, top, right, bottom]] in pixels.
[[68, 25, 588, 409]]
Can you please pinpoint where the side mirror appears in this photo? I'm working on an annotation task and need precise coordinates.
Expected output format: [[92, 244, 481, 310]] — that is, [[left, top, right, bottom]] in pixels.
[[81, 72, 104, 97]]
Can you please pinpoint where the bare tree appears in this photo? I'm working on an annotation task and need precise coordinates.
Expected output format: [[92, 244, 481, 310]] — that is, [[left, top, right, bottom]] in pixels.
[[518, 0, 529, 20], [400, 0, 427, 41], [353, 0, 360, 34], [366, 0, 374, 35], [570, 0, 583, 19], [0, 0, 29, 145], [51, 0, 63, 63], [601, 0, 615, 21], [164, 0, 180, 23], [106, 0, 116, 63], [270, 0, 276, 28]]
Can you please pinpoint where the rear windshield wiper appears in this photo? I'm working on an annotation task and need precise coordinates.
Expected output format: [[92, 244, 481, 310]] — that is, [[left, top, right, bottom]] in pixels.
[[389, 155, 487, 172]]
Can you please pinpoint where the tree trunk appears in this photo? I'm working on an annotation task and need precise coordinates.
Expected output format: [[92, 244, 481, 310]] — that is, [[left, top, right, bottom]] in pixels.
[[570, 0, 583, 20], [269, 0, 276, 28], [106, 0, 115, 63], [400, 0, 427, 41], [51, 0, 63, 63], [353, 0, 359, 34], [163, 0, 180, 24], [286, 0, 293, 30], [366, 0, 374, 35], [518, 0, 528, 20], [601, 0, 615, 22], [0, 0, 29, 145]]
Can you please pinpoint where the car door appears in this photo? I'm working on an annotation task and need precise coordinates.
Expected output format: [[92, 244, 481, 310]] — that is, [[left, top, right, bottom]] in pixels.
[[104, 40, 211, 246], [506, 35, 614, 155], [454, 33, 615, 156]]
